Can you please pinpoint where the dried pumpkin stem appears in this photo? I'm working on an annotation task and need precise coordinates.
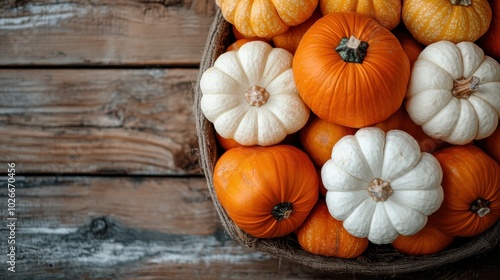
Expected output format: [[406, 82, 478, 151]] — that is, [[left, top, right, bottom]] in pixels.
[[452, 76, 480, 99], [367, 179, 393, 202], [451, 0, 471, 6], [272, 202, 293, 221], [470, 198, 491, 217], [245, 85, 270, 107], [335, 35, 369, 64]]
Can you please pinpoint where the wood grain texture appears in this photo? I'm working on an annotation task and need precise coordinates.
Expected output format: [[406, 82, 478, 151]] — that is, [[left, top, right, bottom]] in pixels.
[[0, 0, 217, 66], [0, 69, 201, 175], [0, 176, 499, 280], [0, 176, 215, 235], [1, 2, 499, 280]]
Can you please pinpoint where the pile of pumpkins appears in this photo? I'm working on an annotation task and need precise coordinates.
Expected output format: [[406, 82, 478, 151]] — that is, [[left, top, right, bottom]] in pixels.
[[200, 0, 500, 258]]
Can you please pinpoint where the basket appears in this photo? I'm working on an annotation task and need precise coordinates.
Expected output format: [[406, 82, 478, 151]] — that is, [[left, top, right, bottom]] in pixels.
[[193, 9, 500, 276]]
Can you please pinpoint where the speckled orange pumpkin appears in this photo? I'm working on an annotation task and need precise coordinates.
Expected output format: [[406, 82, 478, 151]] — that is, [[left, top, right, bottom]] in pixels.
[[217, 0, 319, 38], [320, 0, 402, 30], [402, 0, 492, 45]]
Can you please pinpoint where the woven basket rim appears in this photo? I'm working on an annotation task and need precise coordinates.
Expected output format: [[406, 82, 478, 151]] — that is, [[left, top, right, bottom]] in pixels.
[[193, 9, 500, 276]]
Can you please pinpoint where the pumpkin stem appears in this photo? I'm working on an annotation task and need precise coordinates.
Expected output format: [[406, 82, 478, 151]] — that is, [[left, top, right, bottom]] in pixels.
[[450, 0, 471, 6], [452, 76, 480, 99], [335, 35, 369, 64], [470, 198, 491, 218], [367, 179, 393, 202], [245, 85, 270, 107], [272, 202, 293, 221]]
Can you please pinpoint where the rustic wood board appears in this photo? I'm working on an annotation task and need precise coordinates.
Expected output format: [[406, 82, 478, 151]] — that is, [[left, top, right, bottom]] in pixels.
[[1, 1, 499, 280], [0, 176, 499, 280], [0, 69, 201, 175], [0, 0, 216, 66]]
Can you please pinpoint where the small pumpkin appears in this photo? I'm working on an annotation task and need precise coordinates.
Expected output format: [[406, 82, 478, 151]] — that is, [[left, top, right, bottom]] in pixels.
[[216, 131, 301, 151], [374, 106, 448, 153], [226, 38, 269, 52], [392, 26, 425, 69], [405, 41, 500, 145], [200, 41, 310, 146], [271, 9, 322, 54], [431, 145, 500, 237], [213, 145, 319, 238], [293, 12, 410, 128], [232, 25, 250, 40], [215, 132, 243, 151], [216, 0, 319, 38], [391, 218, 454, 256], [299, 115, 357, 167], [402, 0, 492, 45], [320, 0, 402, 30], [296, 199, 369, 258], [322, 127, 444, 244]]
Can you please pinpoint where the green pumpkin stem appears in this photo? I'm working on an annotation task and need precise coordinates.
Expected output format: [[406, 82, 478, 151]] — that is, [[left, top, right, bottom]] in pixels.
[[470, 198, 491, 217], [335, 35, 369, 64], [451, 0, 471, 6], [272, 202, 293, 221]]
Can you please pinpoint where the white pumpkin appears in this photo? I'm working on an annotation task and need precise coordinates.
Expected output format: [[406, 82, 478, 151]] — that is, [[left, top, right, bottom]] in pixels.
[[200, 41, 310, 146], [321, 127, 444, 245], [405, 40, 500, 145]]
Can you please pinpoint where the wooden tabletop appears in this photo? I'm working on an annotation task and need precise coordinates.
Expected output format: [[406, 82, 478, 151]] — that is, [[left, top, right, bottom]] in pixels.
[[0, 1, 498, 279]]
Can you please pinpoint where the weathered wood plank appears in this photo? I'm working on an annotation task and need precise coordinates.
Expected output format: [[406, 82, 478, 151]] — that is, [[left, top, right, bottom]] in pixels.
[[0, 176, 215, 235], [0, 176, 499, 279], [0, 69, 201, 175], [0, 0, 217, 66]]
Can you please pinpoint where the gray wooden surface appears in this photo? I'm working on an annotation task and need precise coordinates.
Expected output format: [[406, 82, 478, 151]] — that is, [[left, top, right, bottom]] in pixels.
[[0, 1, 499, 279]]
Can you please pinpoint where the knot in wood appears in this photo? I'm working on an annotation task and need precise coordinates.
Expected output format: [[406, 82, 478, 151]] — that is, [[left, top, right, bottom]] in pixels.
[[90, 217, 109, 237]]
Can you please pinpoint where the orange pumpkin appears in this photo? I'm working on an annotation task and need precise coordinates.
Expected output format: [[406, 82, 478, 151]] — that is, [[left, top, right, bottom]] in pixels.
[[476, 126, 500, 164], [216, 132, 243, 150], [293, 12, 410, 128], [320, 0, 402, 30], [271, 9, 322, 54], [225, 38, 269, 52], [217, 0, 319, 38], [232, 25, 250, 40], [431, 145, 500, 237], [391, 219, 454, 256], [213, 145, 319, 238], [402, 0, 492, 45], [216, 132, 300, 151], [296, 199, 369, 258], [299, 115, 357, 167], [374, 106, 448, 153], [392, 26, 425, 69]]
